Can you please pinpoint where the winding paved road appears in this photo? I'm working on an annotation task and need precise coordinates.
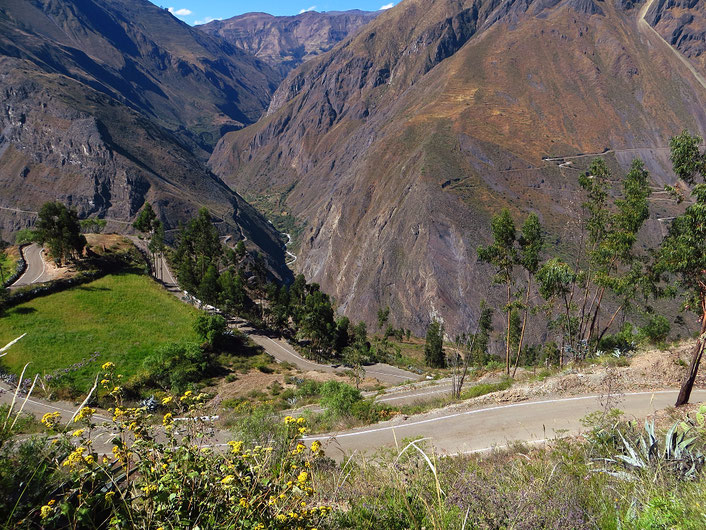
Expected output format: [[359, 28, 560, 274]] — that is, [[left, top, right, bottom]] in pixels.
[[9, 244, 51, 288], [4, 374, 704, 461], [233, 317, 418, 385], [305, 389, 706, 458]]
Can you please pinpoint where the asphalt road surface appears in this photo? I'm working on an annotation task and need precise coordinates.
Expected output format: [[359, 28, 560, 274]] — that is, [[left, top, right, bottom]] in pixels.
[[305, 389, 706, 459], [234, 318, 419, 385], [9, 244, 51, 288], [5, 376, 703, 462]]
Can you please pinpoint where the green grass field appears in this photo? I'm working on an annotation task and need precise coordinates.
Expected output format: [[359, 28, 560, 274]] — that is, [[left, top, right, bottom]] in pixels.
[[0, 273, 200, 392]]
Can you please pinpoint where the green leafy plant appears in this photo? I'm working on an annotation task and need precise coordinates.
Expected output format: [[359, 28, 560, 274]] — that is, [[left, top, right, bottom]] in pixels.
[[601, 420, 704, 481]]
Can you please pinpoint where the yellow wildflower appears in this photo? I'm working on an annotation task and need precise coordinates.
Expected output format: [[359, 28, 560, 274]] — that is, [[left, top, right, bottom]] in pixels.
[[161, 396, 173, 405], [40, 504, 53, 519], [74, 407, 95, 423], [41, 411, 61, 428], [297, 471, 308, 484], [239, 497, 249, 508], [221, 475, 235, 485], [101, 362, 114, 371], [284, 416, 295, 424], [311, 440, 321, 453], [228, 440, 244, 454], [105, 491, 115, 501], [71, 429, 85, 437], [297, 417, 306, 425], [62, 446, 89, 469], [162, 413, 173, 426], [142, 484, 158, 496]]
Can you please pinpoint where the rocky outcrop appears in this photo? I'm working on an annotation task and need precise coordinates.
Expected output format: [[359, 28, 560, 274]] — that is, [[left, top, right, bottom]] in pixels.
[[197, 10, 378, 79], [210, 0, 706, 335], [647, 0, 706, 75]]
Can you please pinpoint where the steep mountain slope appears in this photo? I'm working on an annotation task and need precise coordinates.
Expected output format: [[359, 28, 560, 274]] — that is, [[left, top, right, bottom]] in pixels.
[[0, 0, 289, 280], [197, 10, 378, 79], [647, 0, 706, 76], [0, 0, 279, 153], [210, 0, 706, 334]]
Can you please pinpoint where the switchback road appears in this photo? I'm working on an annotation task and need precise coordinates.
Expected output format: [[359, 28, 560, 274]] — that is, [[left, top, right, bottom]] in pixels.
[[9, 244, 51, 288], [305, 389, 706, 458], [4, 374, 703, 461], [129, 239, 419, 385]]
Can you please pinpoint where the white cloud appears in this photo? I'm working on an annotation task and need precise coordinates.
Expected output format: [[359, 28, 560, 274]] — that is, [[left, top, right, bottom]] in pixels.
[[299, 6, 317, 14], [380, 2, 395, 9], [194, 16, 221, 25], [168, 7, 192, 16]]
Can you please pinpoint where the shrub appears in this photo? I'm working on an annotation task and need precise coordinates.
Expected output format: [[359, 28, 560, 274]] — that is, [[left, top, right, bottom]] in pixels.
[[14, 228, 37, 245], [27, 365, 332, 529], [142, 342, 209, 392], [319, 381, 362, 417], [639, 314, 671, 345], [295, 379, 322, 398], [461, 378, 512, 400], [597, 323, 637, 355], [194, 313, 227, 347]]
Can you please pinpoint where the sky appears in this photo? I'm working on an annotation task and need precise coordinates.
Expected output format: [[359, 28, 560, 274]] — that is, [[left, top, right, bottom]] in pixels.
[[153, 1, 397, 25]]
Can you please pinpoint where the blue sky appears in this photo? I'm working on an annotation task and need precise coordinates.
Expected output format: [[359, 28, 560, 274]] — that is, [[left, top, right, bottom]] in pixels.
[[153, 1, 397, 25]]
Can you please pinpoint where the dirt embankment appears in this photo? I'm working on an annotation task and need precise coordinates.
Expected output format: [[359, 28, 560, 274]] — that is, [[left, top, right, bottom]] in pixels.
[[468, 343, 698, 408]]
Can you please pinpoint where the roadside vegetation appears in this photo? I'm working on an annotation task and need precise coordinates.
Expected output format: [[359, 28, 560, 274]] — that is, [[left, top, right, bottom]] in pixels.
[[0, 244, 19, 286], [420, 131, 706, 412], [2, 350, 706, 528]]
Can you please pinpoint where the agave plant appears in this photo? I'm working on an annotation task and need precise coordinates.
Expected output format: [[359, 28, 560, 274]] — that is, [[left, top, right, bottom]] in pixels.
[[600, 420, 704, 481]]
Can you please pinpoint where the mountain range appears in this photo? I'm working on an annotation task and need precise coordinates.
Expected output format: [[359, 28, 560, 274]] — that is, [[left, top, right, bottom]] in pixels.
[[1, 0, 705, 334], [209, 0, 706, 334], [198, 10, 378, 79]]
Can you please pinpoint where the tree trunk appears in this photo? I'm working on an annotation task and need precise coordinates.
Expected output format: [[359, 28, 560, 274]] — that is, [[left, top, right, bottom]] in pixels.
[[586, 287, 605, 345], [512, 276, 531, 378], [455, 320, 481, 398], [506, 283, 512, 375], [596, 303, 624, 345], [675, 313, 706, 406]]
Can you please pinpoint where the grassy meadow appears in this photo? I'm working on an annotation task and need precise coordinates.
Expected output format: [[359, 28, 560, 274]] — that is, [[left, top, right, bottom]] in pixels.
[[0, 272, 200, 392]]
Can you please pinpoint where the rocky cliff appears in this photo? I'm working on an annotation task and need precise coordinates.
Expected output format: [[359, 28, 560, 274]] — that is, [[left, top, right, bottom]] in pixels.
[[210, 0, 706, 335], [647, 0, 706, 75]]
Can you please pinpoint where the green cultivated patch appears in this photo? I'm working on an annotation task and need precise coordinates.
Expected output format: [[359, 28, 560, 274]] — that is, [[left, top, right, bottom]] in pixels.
[[460, 378, 513, 400], [0, 273, 199, 391]]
